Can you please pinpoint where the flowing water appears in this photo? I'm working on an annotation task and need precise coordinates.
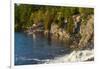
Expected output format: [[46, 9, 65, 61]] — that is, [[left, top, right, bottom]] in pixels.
[[15, 32, 71, 65]]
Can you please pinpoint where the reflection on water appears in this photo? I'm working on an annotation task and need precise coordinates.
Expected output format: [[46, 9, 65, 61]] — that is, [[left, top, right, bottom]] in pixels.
[[15, 32, 70, 65]]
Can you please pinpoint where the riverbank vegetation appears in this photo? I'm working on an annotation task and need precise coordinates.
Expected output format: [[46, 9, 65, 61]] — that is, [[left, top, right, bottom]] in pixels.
[[15, 4, 93, 32], [15, 4, 94, 50]]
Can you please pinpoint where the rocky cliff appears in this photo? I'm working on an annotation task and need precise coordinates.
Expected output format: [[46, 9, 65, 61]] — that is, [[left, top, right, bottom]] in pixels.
[[27, 14, 94, 50], [49, 14, 94, 50], [26, 14, 94, 62]]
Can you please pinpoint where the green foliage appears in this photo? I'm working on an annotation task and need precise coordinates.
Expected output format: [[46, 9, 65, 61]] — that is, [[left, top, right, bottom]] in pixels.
[[78, 7, 94, 25], [79, 7, 94, 15], [15, 4, 33, 31], [67, 16, 74, 33], [15, 4, 94, 32]]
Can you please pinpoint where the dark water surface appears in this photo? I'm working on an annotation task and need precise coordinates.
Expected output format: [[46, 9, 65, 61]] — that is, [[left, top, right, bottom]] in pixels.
[[15, 32, 70, 65]]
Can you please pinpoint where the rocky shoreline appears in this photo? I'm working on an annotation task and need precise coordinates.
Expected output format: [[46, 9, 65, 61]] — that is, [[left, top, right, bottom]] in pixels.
[[25, 14, 94, 62], [26, 14, 94, 50]]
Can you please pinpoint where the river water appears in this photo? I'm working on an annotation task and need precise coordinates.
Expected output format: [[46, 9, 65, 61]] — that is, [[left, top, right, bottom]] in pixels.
[[15, 32, 71, 65]]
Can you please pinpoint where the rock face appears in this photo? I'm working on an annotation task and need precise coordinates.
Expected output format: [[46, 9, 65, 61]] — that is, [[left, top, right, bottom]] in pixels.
[[50, 23, 69, 40], [78, 15, 94, 49], [50, 14, 94, 50], [27, 14, 94, 50]]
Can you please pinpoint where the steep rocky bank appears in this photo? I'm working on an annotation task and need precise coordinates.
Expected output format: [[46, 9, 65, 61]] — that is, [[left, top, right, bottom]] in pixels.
[[44, 14, 94, 50], [27, 14, 94, 50]]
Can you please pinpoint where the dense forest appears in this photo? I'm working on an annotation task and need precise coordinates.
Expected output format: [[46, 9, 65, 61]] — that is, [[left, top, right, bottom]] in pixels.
[[15, 4, 94, 32]]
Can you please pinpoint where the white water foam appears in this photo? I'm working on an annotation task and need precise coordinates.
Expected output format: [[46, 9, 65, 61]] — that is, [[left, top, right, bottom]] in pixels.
[[44, 49, 94, 63], [16, 49, 94, 64]]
